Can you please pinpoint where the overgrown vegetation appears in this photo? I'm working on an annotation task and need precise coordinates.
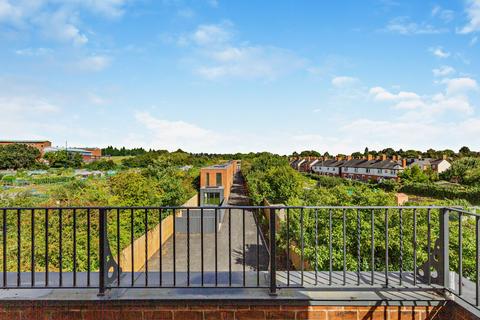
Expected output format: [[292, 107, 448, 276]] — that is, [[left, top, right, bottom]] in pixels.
[[243, 153, 477, 281], [0, 144, 40, 169]]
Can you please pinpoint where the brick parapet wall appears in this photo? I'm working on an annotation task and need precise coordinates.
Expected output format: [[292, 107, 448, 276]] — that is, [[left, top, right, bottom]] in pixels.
[[0, 301, 476, 320]]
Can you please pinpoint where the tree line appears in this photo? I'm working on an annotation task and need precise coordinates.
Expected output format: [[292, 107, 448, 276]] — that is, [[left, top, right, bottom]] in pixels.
[[293, 146, 479, 159]]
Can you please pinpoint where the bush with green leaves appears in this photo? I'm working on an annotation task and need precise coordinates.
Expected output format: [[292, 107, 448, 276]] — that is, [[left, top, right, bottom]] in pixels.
[[44, 150, 83, 168], [243, 154, 303, 205], [84, 159, 117, 171], [400, 183, 480, 204], [440, 157, 480, 186], [0, 144, 40, 169]]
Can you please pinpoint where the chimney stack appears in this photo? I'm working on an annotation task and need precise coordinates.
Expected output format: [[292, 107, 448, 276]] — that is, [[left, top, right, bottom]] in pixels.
[[367, 154, 373, 161], [382, 154, 387, 161], [347, 155, 352, 161], [402, 159, 407, 168], [392, 155, 397, 161], [443, 154, 447, 160]]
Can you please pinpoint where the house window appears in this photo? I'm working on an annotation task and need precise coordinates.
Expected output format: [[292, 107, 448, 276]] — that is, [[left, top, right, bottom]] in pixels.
[[206, 173, 210, 186], [216, 172, 222, 186], [354, 168, 358, 173], [378, 169, 382, 174], [204, 192, 220, 205], [366, 169, 371, 173], [344, 168, 348, 172]]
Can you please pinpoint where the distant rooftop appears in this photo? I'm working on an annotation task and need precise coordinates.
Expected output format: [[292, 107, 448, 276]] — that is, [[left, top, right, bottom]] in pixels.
[[44, 147, 92, 155], [0, 140, 51, 143]]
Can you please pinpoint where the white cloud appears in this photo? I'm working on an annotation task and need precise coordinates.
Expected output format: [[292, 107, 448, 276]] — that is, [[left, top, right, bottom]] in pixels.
[[338, 116, 480, 153], [458, 0, 480, 34], [369, 87, 420, 102], [385, 16, 447, 35], [135, 112, 228, 152], [179, 22, 306, 80], [431, 5, 454, 23], [0, 0, 129, 45], [197, 45, 305, 80], [0, 92, 64, 141], [331, 76, 357, 87], [429, 46, 451, 58], [432, 65, 455, 77], [15, 47, 53, 56], [369, 77, 478, 116], [79, 0, 128, 18], [444, 77, 478, 94], [76, 55, 111, 72], [35, 8, 89, 45], [0, 96, 60, 113], [471, 36, 479, 46], [88, 93, 109, 105], [192, 23, 232, 46]]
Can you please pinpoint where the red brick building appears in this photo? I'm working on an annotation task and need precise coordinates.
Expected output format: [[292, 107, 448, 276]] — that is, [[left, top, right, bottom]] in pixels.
[[0, 140, 52, 155]]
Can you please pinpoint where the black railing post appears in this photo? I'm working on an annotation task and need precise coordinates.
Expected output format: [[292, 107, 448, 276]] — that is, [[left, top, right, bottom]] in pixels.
[[440, 208, 450, 289], [98, 208, 107, 296], [269, 208, 277, 296]]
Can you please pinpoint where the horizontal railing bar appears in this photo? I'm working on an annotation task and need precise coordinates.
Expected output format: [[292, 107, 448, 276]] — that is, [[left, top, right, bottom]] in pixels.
[[0, 205, 451, 210], [447, 207, 480, 217]]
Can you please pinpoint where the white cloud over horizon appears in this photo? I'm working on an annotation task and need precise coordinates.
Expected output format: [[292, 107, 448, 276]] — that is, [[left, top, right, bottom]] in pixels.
[[429, 46, 451, 58], [458, 0, 480, 34], [331, 76, 358, 87], [385, 16, 448, 35], [176, 22, 307, 80], [75, 55, 112, 72], [369, 76, 478, 116], [432, 65, 455, 77]]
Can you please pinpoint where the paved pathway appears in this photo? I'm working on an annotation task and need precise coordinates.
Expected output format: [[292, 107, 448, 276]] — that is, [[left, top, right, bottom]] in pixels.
[[145, 172, 269, 285]]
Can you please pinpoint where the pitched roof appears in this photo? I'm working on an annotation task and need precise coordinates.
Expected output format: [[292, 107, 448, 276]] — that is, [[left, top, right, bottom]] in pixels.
[[430, 159, 448, 165], [291, 159, 306, 167], [314, 159, 402, 170], [313, 159, 345, 167]]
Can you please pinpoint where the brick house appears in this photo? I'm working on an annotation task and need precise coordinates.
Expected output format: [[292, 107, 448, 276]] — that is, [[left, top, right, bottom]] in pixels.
[[199, 160, 238, 205]]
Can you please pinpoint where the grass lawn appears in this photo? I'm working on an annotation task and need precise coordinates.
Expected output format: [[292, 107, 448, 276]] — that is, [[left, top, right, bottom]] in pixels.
[[108, 156, 132, 164]]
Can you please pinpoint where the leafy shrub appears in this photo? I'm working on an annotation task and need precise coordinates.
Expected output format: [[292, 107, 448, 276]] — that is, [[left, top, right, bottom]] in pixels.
[[0, 144, 40, 169], [440, 157, 480, 186], [400, 182, 480, 204], [84, 159, 116, 171]]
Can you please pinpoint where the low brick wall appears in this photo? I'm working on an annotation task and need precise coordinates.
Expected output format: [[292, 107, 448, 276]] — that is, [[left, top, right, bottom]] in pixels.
[[0, 301, 473, 320]]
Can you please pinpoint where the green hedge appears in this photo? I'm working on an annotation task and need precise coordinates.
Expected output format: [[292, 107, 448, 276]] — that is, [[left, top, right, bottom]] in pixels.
[[31, 176, 75, 184], [400, 183, 480, 204]]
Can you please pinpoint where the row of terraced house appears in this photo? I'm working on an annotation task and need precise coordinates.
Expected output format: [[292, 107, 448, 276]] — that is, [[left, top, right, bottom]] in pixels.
[[290, 154, 451, 182]]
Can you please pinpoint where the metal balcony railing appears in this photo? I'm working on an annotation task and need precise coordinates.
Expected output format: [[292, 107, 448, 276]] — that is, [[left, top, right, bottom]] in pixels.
[[0, 206, 479, 308]]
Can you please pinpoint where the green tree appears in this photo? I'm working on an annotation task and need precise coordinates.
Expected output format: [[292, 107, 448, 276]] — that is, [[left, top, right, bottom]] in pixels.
[[109, 171, 161, 206], [441, 157, 480, 186], [399, 165, 430, 183], [0, 144, 40, 169], [44, 151, 83, 168], [459, 146, 472, 156]]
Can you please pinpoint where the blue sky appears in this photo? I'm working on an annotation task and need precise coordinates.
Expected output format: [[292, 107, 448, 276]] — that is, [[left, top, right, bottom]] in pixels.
[[1, 0, 479, 154]]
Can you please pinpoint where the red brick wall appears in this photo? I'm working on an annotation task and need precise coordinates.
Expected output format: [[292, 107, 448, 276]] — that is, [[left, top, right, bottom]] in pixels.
[[0, 302, 475, 320], [200, 162, 236, 200]]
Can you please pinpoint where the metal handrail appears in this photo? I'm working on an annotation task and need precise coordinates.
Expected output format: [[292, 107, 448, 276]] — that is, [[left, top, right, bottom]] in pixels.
[[0, 205, 479, 310]]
